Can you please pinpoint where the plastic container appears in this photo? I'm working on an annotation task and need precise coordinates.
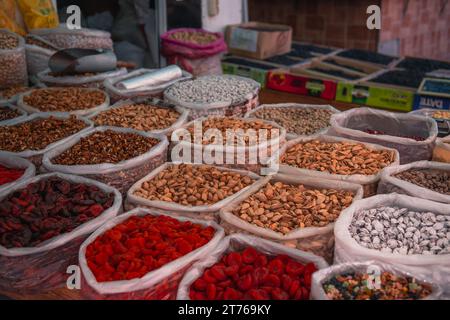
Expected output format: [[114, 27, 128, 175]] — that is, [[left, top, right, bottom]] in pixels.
[[0, 29, 27, 89], [79, 207, 224, 300], [0, 172, 122, 294], [0, 152, 35, 193]]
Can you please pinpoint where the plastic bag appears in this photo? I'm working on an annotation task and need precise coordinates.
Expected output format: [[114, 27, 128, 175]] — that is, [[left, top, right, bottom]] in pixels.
[[0, 1, 26, 35], [177, 233, 329, 300], [329, 107, 438, 164], [166, 53, 223, 77], [42, 126, 169, 195], [126, 162, 266, 221], [16, 0, 58, 30], [25, 35, 58, 77], [31, 27, 113, 49], [219, 174, 364, 263], [245, 103, 341, 140], [17, 87, 110, 117], [433, 136, 450, 163], [0, 152, 35, 193], [79, 207, 225, 300], [0, 29, 27, 89], [333, 193, 450, 296], [38, 68, 128, 89], [310, 260, 443, 300], [164, 75, 261, 120], [378, 161, 450, 204], [0, 172, 122, 293], [0, 113, 93, 169], [104, 68, 192, 103], [0, 103, 27, 125], [268, 135, 400, 197]]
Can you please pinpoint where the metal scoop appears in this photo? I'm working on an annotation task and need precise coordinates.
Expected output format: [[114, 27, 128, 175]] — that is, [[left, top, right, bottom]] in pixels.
[[48, 48, 117, 75]]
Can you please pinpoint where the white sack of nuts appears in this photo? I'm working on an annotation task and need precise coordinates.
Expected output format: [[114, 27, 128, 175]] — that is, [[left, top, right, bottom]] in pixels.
[[268, 134, 400, 197], [334, 193, 450, 296], [17, 87, 110, 116], [88, 98, 189, 136], [37, 68, 128, 89], [0, 29, 28, 88], [378, 161, 450, 204], [30, 27, 113, 49], [104, 68, 192, 103], [0, 86, 32, 106], [42, 126, 169, 194], [0, 152, 36, 194], [126, 162, 266, 220], [329, 107, 438, 164], [25, 35, 60, 77], [219, 174, 364, 262], [0, 104, 28, 125], [245, 103, 340, 139], [164, 75, 260, 119], [433, 136, 450, 164]]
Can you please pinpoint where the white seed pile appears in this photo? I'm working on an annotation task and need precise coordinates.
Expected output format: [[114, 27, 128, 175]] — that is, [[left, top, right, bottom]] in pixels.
[[349, 206, 450, 255]]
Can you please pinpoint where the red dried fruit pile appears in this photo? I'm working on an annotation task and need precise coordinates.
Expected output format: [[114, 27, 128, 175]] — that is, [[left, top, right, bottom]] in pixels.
[[0, 177, 114, 248], [0, 164, 24, 186], [364, 129, 426, 141], [86, 215, 216, 282], [189, 247, 317, 300]]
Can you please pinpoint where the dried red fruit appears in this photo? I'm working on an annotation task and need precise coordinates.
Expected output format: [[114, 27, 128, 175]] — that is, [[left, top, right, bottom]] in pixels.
[[0, 164, 24, 186]]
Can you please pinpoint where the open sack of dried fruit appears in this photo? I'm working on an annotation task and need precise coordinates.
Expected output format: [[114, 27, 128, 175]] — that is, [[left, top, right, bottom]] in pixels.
[[126, 163, 265, 221], [0, 29, 28, 88], [268, 135, 400, 197], [329, 107, 438, 164], [0, 173, 122, 293], [378, 161, 450, 204], [78, 207, 224, 300], [0, 152, 35, 193], [219, 174, 363, 263], [177, 234, 328, 300], [334, 193, 450, 297], [0, 113, 93, 168], [310, 260, 442, 300], [433, 136, 450, 164], [42, 127, 169, 194]]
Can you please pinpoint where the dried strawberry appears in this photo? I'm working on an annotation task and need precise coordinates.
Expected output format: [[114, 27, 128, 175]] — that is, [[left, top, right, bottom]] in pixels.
[[206, 283, 217, 300], [264, 274, 281, 288], [245, 289, 270, 300], [226, 252, 242, 266], [224, 264, 239, 276], [242, 247, 258, 264], [271, 287, 289, 300], [237, 274, 253, 291], [223, 287, 242, 300], [210, 265, 227, 281], [285, 260, 304, 276], [268, 258, 284, 274], [192, 278, 208, 291]]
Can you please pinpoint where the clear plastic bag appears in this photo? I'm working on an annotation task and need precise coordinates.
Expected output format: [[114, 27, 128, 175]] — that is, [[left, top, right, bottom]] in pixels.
[[0, 29, 28, 88], [219, 174, 364, 263], [126, 162, 266, 221], [166, 53, 223, 77], [333, 193, 450, 296], [433, 136, 450, 163], [245, 103, 341, 140], [177, 233, 329, 300], [30, 27, 113, 49], [0, 172, 122, 294], [0, 113, 93, 169], [310, 260, 443, 300], [329, 107, 438, 164], [268, 135, 400, 197], [0, 103, 27, 125], [104, 68, 192, 103], [42, 126, 169, 195], [79, 207, 225, 300], [37, 68, 128, 89], [378, 161, 450, 204], [0, 152, 35, 193], [17, 87, 110, 117]]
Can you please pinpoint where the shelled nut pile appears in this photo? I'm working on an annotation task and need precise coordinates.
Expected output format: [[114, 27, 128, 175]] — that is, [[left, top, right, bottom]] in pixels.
[[0, 86, 29, 99], [232, 181, 355, 234], [52, 130, 160, 165], [0, 116, 87, 152], [349, 206, 450, 255], [394, 169, 450, 195], [168, 30, 218, 45], [23, 88, 106, 112], [251, 107, 334, 136], [0, 32, 19, 50], [92, 103, 181, 132], [133, 164, 255, 206], [0, 106, 21, 122], [281, 140, 396, 175]]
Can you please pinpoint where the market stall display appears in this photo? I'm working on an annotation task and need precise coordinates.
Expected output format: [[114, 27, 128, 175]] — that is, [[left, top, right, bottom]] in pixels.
[[0, 29, 27, 89], [0, 153, 35, 193]]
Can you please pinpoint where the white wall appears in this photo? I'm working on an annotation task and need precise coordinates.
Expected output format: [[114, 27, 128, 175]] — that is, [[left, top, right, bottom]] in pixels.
[[201, 0, 244, 33]]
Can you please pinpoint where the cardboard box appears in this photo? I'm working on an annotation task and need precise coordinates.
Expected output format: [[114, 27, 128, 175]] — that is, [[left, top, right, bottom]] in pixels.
[[222, 56, 277, 87], [266, 68, 337, 100], [225, 22, 292, 60], [413, 78, 450, 110]]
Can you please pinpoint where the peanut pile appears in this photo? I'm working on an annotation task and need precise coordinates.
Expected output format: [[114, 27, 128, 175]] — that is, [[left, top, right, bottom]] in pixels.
[[232, 181, 355, 234], [23, 88, 106, 112], [168, 31, 218, 45], [0, 33, 19, 50], [0, 86, 29, 99], [0, 106, 21, 122], [133, 164, 255, 206], [0, 116, 87, 152], [252, 107, 334, 136], [92, 103, 181, 132], [184, 117, 277, 145], [281, 140, 396, 175], [52, 130, 160, 165]]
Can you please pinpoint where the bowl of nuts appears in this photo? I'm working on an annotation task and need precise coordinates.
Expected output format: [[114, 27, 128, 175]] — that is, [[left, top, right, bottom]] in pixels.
[[17, 87, 110, 116]]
